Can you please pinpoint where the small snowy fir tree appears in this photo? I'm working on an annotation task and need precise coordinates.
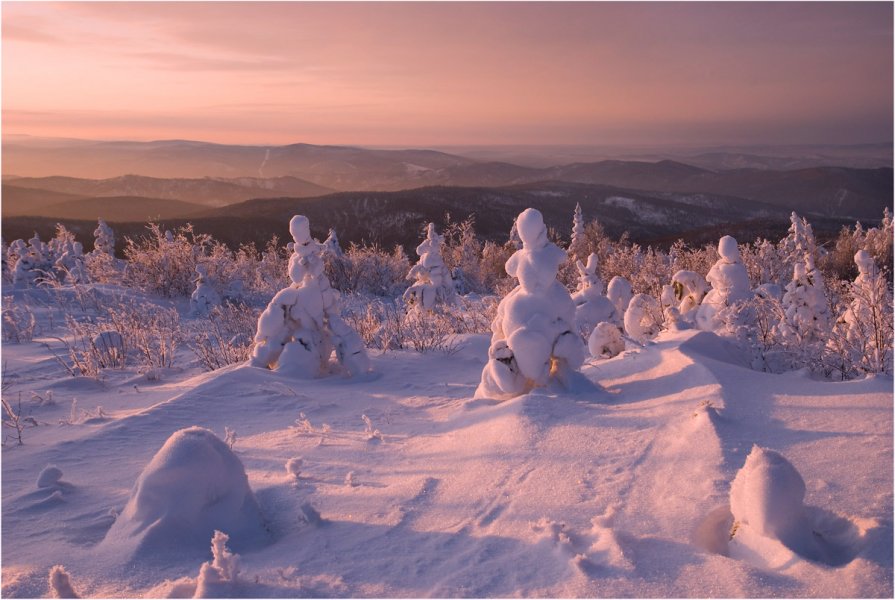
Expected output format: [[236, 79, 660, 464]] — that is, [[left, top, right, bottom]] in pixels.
[[695, 236, 752, 331], [476, 208, 585, 399], [190, 264, 222, 316], [251, 215, 370, 377], [403, 223, 456, 310], [12, 244, 39, 287], [569, 202, 586, 260], [776, 255, 830, 356], [92, 219, 115, 257], [624, 293, 662, 343], [837, 250, 893, 374], [1, 238, 10, 283], [508, 217, 523, 250], [571, 253, 616, 336], [779, 212, 822, 280], [606, 276, 633, 326], [322, 228, 343, 257]]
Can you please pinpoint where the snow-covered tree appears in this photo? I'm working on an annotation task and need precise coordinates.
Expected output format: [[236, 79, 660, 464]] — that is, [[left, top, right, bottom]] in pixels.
[[779, 212, 822, 279], [588, 321, 625, 359], [250, 215, 370, 378], [606, 276, 633, 326], [476, 208, 585, 399], [671, 270, 708, 321], [569, 202, 586, 260], [55, 240, 90, 284], [695, 235, 752, 331], [1, 238, 10, 284], [777, 255, 830, 352], [190, 265, 221, 316], [571, 253, 616, 336], [837, 250, 893, 374], [322, 228, 343, 257], [92, 219, 116, 257], [508, 217, 523, 250], [403, 223, 456, 310], [624, 293, 662, 343]]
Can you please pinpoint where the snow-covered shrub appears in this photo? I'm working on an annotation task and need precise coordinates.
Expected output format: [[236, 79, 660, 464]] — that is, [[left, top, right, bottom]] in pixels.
[[606, 276, 633, 326], [2, 298, 37, 343], [192, 530, 241, 598], [695, 236, 753, 332], [123, 223, 211, 297], [190, 265, 221, 316], [624, 293, 662, 343], [54, 240, 90, 285], [251, 215, 370, 378], [571, 253, 616, 337], [189, 303, 259, 371], [671, 270, 708, 318], [322, 228, 343, 257], [47, 565, 80, 599], [588, 322, 625, 359], [442, 216, 487, 295], [775, 256, 831, 369], [403, 222, 456, 310], [101, 427, 266, 557], [834, 250, 894, 375], [325, 243, 409, 297], [476, 208, 585, 399]]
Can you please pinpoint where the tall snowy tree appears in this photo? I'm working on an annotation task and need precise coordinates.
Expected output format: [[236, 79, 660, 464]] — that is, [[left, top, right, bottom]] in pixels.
[[838, 250, 893, 374], [569, 202, 586, 260]]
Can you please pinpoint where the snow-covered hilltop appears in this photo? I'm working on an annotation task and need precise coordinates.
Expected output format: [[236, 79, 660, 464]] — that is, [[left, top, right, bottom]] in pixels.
[[1, 206, 892, 598]]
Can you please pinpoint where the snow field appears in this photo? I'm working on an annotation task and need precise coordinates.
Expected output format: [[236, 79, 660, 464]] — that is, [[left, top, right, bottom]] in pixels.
[[2, 316, 891, 597]]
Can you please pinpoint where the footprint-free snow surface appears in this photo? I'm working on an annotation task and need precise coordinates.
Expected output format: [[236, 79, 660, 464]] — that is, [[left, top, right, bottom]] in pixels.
[[2, 327, 892, 597]]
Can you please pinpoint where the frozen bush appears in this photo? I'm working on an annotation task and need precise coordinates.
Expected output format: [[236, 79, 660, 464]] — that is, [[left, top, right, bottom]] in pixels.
[[189, 303, 259, 371]]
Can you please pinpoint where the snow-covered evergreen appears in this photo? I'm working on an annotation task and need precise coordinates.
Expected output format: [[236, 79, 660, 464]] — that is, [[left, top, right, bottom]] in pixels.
[[695, 236, 752, 331], [837, 249, 894, 374], [777, 255, 830, 351], [624, 293, 662, 343], [92, 219, 116, 257], [322, 228, 343, 257], [403, 223, 456, 310], [569, 202, 586, 260], [54, 240, 90, 284], [476, 208, 584, 399], [571, 253, 616, 336], [606, 276, 633, 326], [190, 265, 222, 316], [588, 321, 625, 358], [250, 215, 370, 378], [671, 269, 708, 323]]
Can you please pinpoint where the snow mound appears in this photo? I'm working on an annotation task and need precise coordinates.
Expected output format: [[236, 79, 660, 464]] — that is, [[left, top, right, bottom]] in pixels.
[[727, 445, 873, 569], [37, 465, 64, 488], [730, 445, 805, 540], [101, 427, 267, 560]]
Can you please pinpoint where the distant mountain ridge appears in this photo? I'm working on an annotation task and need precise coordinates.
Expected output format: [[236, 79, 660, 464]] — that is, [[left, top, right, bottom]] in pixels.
[[3, 138, 890, 221]]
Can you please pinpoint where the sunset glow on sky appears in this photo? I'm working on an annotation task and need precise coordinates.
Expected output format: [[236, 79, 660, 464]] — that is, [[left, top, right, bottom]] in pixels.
[[2, 1, 892, 146]]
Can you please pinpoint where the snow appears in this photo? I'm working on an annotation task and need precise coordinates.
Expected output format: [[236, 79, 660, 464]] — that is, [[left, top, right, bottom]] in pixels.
[[1, 285, 892, 598], [99, 427, 267, 562], [37, 465, 64, 489]]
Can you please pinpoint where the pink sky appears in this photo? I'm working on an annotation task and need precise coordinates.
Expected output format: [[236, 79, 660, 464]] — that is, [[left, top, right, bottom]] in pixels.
[[2, 1, 892, 146]]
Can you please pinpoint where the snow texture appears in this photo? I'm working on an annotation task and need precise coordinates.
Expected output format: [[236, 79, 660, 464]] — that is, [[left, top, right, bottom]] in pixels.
[[101, 427, 266, 559], [477, 208, 585, 399]]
